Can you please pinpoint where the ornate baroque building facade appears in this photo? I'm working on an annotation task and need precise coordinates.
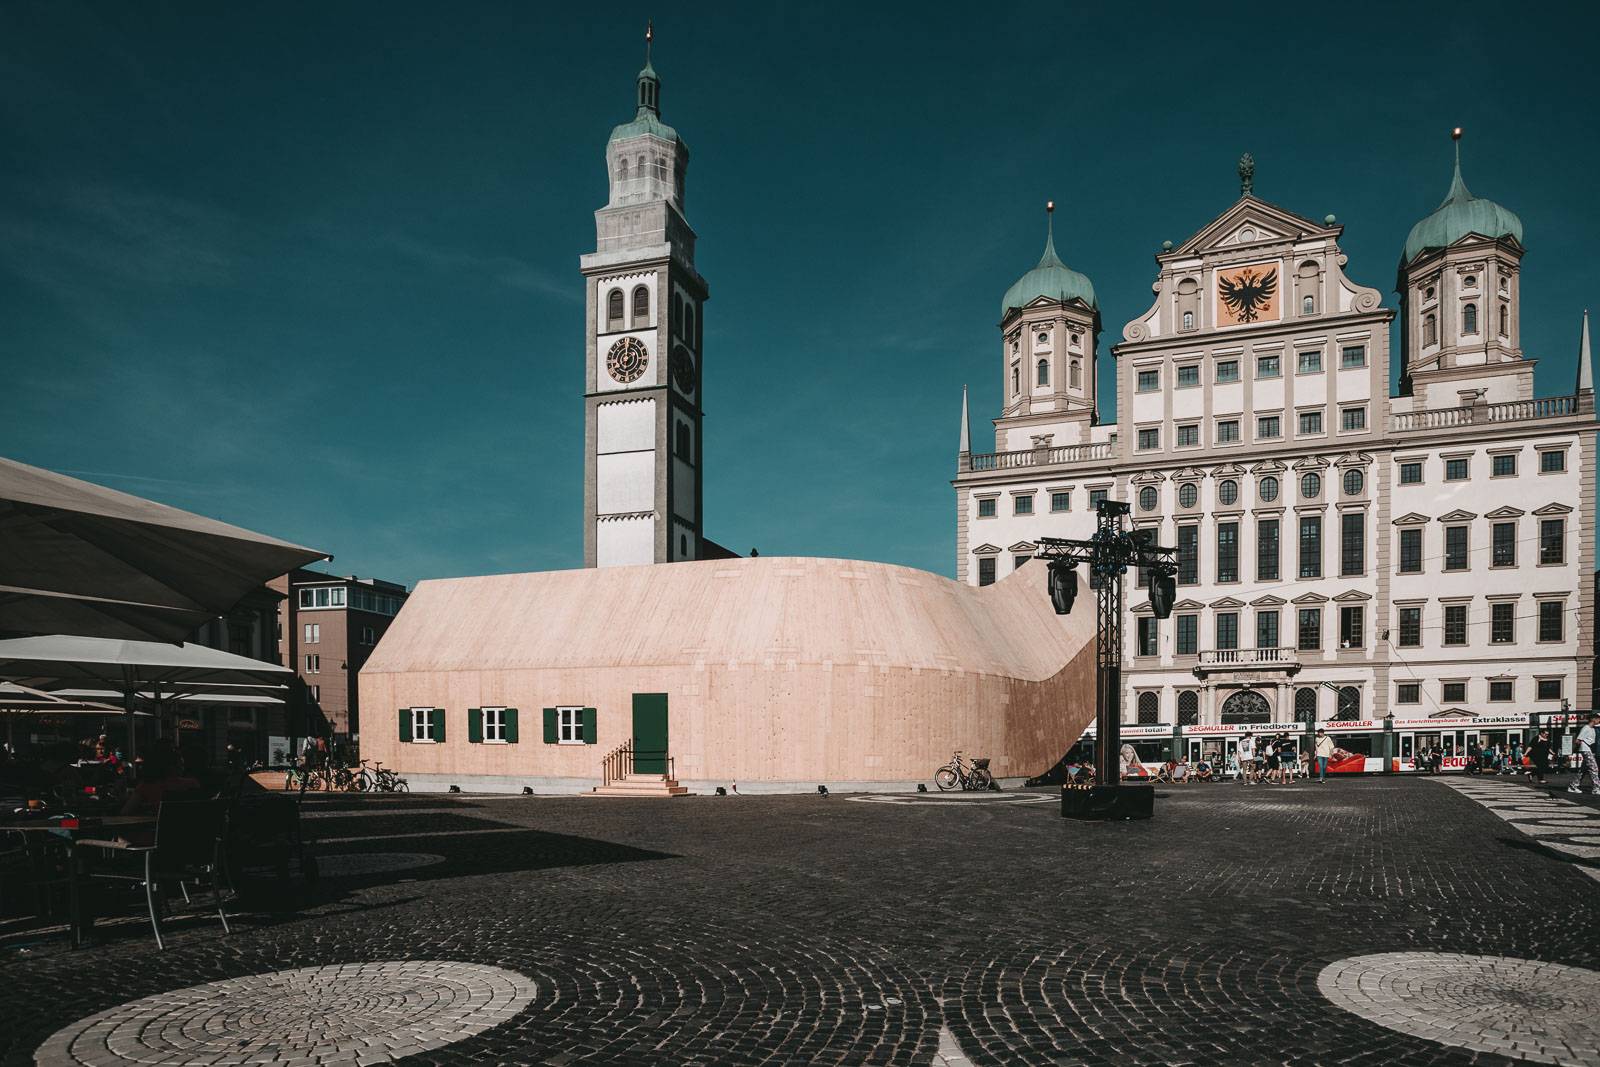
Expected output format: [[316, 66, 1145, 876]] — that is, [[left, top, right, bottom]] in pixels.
[[954, 145, 1596, 740]]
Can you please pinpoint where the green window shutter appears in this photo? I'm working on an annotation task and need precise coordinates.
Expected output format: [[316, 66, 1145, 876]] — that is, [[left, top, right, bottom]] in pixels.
[[399, 708, 412, 743], [431, 707, 446, 743], [468, 708, 482, 744], [542, 707, 557, 744], [581, 706, 597, 745], [504, 708, 519, 744]]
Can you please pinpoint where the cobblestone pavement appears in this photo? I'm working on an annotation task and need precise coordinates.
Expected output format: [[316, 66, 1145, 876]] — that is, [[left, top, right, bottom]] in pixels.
[[1435, 777, 1600, 881], [3, 778, 1598, 1066]]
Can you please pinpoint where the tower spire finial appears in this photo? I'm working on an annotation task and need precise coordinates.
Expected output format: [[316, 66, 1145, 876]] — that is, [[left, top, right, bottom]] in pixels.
[[1444, 127, 1471, 204], [1238, 153, 1255, 195], [645, 19, 653, 63], [958, 385, 972, 457], [1579, 309, 1594, 394], [1039, 200, 1061, 266]]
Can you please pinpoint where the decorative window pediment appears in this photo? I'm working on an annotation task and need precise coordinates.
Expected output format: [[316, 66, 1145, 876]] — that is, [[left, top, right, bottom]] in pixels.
[[1292, 455, 1330, 471], [1171, 598, 1206, 611], [1250, 594, 1287, 607], [1172, 466, 1205, 481], [1249, 459, 1287, 474], [1210, 595, 1246, 609], [1290, 592, 1330, 604], [1392, 512, 1432, 526], [1209, 462, 1247, 478], [1533, 502, 1574, 516], [1429, 708, 1476, 719], [1437, 509, 1478, 523], [971, 544, 1001, 555], [1334, 451, 1373, 469], [1006, 541, 1037, 553], [1333, 590, 1373, 602], [1484, 506, 1525, 519], [1129, 470, 1166, 485]]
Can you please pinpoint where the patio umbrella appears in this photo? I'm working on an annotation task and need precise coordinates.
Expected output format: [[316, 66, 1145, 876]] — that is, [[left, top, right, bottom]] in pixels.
[[0, 682, 151, 752], [0, 457, 329, 643], [0, 636, 292, 759]]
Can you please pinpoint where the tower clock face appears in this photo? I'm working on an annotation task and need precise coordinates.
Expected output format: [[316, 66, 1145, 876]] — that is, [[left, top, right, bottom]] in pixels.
[[606, 336, 649, 384], [671, 344, 696, 392]]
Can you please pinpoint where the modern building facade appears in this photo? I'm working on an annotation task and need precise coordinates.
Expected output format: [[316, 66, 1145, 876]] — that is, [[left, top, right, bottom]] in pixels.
[[955, 143, 1596, 753], [581, 28, 707, 568], [270, 569, 409, 743]]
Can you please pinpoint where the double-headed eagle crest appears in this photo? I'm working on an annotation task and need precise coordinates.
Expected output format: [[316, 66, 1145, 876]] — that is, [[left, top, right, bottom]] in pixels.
[[1218, 267, 1278, 323]]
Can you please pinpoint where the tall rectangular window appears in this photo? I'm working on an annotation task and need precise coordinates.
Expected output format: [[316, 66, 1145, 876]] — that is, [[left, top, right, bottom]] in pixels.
[[1138, 427, 1160, 450], [1257, 519, 1280, 581], [1215, 359, 1240, 383], [1177, 424, 1200, 447], [1137, 616, 1158, 656], [978, 498, 996, 518], [1257, 415, 1281, 439], [1176, 614, 1198, 656], [1540, 450, 1566, 473], [1089, 489, 1108, 511], [1299, 515, 1322, 578], [1492, 522, 1516, 566], [1256, 609, 1279, 649], [1397, 606, 1422, 647], [1444, 526, 1468, 571], [1539, 600, 1565, 641], [1050, 491, 1071, 512], [1490, 602, 1515, 643], [1298, 410, 1323, 435], [1399, 527, 1423, 573], [1217, 521, 1239, 582], [1340, 406, 1367, 431], [1297, 349, 1322, 373], [1257, 353, 1281, 378], [305, 653, 319, 673], [1177, 525, 1199, 585], [1540, 518, 1565, 564], [1339, 606, 1364, 649], [1215, 612, 1239, 651], [1215, 419, 1240, 444], [1014, 494, 1034, 515], [1340, 512, 1364, 576], [1399, 461, 1423, 485], [1443, 604, 1467, 645], [1445, 457, 1469, 481], [978, 558, 996, 586], [1136, 368, 1161, 392], [1296, 608, 1321, 651]]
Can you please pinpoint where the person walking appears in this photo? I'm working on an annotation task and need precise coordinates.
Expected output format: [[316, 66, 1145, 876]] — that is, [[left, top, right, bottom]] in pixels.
[[1237, 735, 1254, 784], [1314, 729, 1334, 783], [1569, 714, 1599, 795], [1528, 730, 1553, 785], [1263, 736, 1280, 784]]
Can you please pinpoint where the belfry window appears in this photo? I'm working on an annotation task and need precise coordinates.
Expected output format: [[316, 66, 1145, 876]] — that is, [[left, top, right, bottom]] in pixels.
[[618, 158, 629, 182], [1423, 313, 1437, 346], [1182, 310, 1195, 331], [1499, 304, 1508, 336], [607, 290, 624, 330], [1011, 365, 1019, 394], [1036, 359, 1049, 386], [1302, 295, 1314, 315], [632, 286, 650, 324], [675, 422, 692, 461], [1462, 302, 1478, 335], [1070, 361, 1082, 388]]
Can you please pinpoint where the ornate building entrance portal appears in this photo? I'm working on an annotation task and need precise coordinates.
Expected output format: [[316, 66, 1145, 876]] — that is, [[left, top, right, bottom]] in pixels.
[[1220, 690, 1271, 724]]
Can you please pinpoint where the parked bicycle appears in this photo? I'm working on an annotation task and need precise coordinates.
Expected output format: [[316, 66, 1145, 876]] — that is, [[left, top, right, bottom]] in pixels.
[[361, 760, 409, 793], [284, 764, 321, 792], [933, 751, 994, 792]]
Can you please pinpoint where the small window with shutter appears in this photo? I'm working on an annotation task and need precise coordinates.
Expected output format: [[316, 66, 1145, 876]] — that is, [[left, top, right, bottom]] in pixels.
[[403, 706, 439, 743], [470, 707, 517, 744], [544, 706, 595, 744]]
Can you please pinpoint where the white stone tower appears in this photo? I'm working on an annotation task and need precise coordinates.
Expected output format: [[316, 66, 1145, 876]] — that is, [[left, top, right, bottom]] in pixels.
[[580, 24, 708, 567]]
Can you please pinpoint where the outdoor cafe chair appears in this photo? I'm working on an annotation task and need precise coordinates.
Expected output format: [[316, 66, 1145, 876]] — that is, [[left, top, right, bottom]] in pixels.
[[226, 793, 316, 892], [81, 799, 231, 950]]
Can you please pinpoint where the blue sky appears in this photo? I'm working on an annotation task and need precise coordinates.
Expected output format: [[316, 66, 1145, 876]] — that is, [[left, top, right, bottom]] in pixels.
[[3, 2, 1597, 586]]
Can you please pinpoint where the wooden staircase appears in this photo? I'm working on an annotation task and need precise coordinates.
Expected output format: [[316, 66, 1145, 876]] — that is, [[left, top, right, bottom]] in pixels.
[[586, 740, 691, 798]]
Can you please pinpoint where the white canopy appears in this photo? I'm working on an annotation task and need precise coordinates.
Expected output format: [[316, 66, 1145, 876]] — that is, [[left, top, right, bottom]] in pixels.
[[0, 635, 291, 688]]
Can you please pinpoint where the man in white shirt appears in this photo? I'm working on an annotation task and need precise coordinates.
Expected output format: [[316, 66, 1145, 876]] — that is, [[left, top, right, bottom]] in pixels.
[[1569, 713, 1598, 794], [1236, 735, 1255, 784]]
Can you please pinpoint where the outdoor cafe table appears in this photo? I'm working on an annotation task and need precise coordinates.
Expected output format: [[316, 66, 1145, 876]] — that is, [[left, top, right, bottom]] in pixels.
[[1, 814, 155, 947]]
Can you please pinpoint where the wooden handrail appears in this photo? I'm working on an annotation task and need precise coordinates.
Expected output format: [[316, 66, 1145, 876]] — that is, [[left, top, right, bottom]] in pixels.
[[601, 739, 633, 787]]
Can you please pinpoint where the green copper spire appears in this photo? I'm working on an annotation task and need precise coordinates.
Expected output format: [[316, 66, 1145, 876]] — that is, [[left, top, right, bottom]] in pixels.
[[1402, 129, 1523, 263], [1001, 201, 1097, 316], [609, 20, 680, 146]]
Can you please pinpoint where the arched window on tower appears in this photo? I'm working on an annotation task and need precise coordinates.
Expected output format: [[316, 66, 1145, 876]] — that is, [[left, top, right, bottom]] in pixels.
[[632, 285, 650, 325], [1136, 691, 1159, 725], [1036, 359, 1049, 387], [1499, 304, 1509, 337], [1302, 295, 1315, 315], [675, 422, 692, 462], [636, 154, 645, 177], [1178, 690, 1199, 726], [1423, 313, 1437, 346], [672, 292, 683, 338], [1295, 687, 1318, 724], [617, 158, 629, 183], [1462, 302, 1478, 335], [1070, 360, 1082, 388], [1011, 365, 1019, 395], [606, 289, 624, 330], [1182, 310, 1195, 331]]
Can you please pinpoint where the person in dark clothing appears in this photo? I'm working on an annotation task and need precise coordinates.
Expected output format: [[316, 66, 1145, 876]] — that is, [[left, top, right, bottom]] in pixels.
[[1527, 731, 1552, 785]]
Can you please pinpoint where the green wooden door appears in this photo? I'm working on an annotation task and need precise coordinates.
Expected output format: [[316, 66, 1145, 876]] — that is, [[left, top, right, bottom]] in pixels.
[[631, 693, 669, 774]]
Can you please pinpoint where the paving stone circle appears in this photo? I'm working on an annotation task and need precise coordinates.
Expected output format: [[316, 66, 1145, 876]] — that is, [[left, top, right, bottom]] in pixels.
[[34, 961, 536, 1067], [316, 852, 447, 878], [1318, 952, 1600, 1064]]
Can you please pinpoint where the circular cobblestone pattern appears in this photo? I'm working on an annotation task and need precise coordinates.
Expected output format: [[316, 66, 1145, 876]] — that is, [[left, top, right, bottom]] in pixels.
[[1318, 952, 1600, 1064], [34, 961, 535, 1067], [316, 852, 446, 878]]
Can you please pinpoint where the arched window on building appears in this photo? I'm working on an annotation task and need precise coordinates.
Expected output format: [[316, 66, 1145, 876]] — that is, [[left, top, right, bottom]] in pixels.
[[1070, 360, 1082, 388], [617, 158, 629, 183], [1423, 313, 1437, 346], [1220, 690, 1271, 724], [1337, 686, 1360, 719], [1178, 690, 1199, 726], [1036, 359, 1049, 387], [675, 422, 692, 461], [1182, 310, 1195, 331], [1302, 295, 1315, 315], [1462, 302, 1478, 335], [636, 154, 645, 176], [632, 285, 650, 325], [1137, 691, 1159, 725], [1295, 687, 1318, 724], [1011, 365, 1019, 395], [1499, 304, 1509, 337], [606, 289, 624, 330]]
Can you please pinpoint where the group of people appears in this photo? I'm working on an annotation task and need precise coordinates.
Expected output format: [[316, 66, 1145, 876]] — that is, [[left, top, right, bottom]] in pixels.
[[1234, 731, 1339, 784]]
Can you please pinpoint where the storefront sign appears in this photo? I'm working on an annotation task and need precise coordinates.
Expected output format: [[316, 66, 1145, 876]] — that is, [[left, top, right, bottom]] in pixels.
[[177, 718, 202, 731]]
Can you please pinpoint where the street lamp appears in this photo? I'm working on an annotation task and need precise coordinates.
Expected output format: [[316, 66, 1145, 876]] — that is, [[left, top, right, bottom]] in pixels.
[[1037, 499, 1177, 820]]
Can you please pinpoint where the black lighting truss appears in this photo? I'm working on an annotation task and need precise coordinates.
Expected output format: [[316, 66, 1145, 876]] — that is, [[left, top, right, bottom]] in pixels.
[[1036, 500, 1178, 786]]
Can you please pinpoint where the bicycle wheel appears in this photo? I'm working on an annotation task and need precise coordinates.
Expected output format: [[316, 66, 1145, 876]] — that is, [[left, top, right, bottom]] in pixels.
[[306, 773, 323, 791], [394, 778, 409, 793], [967, 768, 993, 791], [354, 771, 371, 792], [934, 767, 959, 791]]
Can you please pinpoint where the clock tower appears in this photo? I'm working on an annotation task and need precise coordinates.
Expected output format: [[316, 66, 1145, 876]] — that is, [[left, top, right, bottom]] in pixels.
[[580, 25, 707, 568]]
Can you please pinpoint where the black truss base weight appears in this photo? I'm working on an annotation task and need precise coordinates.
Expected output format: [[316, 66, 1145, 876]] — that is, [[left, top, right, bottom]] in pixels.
[[1060, 784, 1155, 821]]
